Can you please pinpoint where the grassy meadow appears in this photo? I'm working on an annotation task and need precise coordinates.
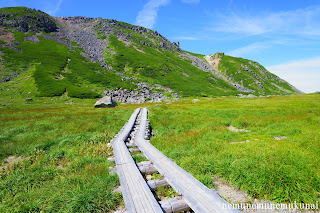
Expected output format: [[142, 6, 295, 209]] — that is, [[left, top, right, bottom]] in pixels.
[[0, 94, 319, 212], [0, 98, 135, 212]]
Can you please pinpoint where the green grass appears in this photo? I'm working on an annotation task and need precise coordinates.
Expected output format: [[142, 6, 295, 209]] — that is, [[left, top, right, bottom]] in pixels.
[[0, 94, 319, 212], [147, 94, 320, 203], [0, 98, 142, 212], [108, 35, 238, 97], [219, 55, 298, 95], [0, 33, 136, 99]]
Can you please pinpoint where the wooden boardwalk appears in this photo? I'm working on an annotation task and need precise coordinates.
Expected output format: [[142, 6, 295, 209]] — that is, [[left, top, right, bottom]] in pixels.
[[111, 108, 163, 213], [110, 108, 239, 213]]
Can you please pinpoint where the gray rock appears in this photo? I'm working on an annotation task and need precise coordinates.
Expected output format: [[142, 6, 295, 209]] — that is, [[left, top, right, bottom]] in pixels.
[[25, 98, 33, 101], [238, 94, 257, 98], [247, 94, 257, 98], [273, 136, 287, 141], [94, 96, 117, 108], [24, 35, 40, 43]]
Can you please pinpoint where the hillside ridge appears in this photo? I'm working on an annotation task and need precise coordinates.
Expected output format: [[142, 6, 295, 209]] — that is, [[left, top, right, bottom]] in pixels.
[[0, 7, 302, 103]]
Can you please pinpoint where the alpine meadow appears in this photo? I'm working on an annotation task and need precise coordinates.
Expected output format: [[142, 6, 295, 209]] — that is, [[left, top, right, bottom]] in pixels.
[[0, 6, 319, 213]]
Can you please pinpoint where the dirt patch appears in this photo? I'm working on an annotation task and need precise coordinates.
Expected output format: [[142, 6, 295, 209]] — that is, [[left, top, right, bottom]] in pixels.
[[228, 125, 251, 133], [112, 205, 127, 213], [56, 162, 70, 170], [0, 28, 15, 43], [213, 177, 251, 204], [213, 177, 315, 212], [0, 155, 25, 170], [205, 55, 221, 71]]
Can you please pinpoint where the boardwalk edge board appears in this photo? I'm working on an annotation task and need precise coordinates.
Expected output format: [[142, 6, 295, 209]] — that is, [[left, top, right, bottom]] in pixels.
[[110, 107, 240, 213]]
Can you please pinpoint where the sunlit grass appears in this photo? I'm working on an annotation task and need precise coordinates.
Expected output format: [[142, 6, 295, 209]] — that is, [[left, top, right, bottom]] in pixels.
[[0, 98, 140, 212], [148, 94, 320, 203], [0, 94, 319, 211]]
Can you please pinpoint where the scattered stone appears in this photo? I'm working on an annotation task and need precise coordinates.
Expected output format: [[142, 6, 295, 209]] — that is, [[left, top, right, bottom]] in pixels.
[[104, 86, 178, 104], [182, 72, 189, 77], [230, 140, 250, 144], [0, 156, 25, 170], [24, 35, 40, 43], [112, 186, 122, 194], [228, 125, 250, 133], [146, 175, 152, 181], [273, 136, 287, 141], [94, 96, 117, 108], [25, 98, 33, 101], [192, 99, 200, 103], [238, 94, 257, 98]]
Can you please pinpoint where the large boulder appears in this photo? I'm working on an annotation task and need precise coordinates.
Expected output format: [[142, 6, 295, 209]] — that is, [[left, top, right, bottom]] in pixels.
[[94, 96, 117, 108]]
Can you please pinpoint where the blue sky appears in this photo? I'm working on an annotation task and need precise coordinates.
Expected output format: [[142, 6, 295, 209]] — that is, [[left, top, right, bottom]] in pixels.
[[1, 0, 320, 93]]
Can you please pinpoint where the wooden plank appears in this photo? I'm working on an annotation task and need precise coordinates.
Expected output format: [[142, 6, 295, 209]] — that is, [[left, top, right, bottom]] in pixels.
[[135, 108, 239, 213], [147, 178, 169, 190], [159, 197, 190, 213], [110, 108, 163, 213], [116, 164, 136, 212]]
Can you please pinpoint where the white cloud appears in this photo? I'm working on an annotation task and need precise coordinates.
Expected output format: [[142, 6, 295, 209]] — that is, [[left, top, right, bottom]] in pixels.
[[267, 57, 320, 93], [46, 0, 63, 16], [212, 6, 320, 37], [226, 42, 271, 57], [135, 0, 170, 29], [181, 0, 200, 4]]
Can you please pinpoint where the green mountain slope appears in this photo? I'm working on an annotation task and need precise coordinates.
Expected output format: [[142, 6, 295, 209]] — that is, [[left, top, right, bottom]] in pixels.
[[0, 7, 301, 102]]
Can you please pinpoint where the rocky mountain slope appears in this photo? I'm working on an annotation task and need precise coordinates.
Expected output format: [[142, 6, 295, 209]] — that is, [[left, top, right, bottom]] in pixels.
[[0, 7, 301, 103]]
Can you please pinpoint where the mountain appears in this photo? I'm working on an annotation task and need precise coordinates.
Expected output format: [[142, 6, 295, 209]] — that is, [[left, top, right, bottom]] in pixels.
[[0, 7, 301, 102]]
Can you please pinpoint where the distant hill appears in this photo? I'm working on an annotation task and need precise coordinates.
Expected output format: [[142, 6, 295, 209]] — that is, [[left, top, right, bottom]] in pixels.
[[0, 7, 301, 102]]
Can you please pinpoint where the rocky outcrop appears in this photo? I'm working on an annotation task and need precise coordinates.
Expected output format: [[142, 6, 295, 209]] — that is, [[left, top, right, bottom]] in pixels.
[[0, 7, 58, 33], [23, 35, 40, 43], [104, 88, 180, 104], [94, 96, 117, 108], [205, 53, 223, 71], [172, 41, 180, 47], [238, 94, 257, 98], [204, 53, 255, 93], [57, 17, 109, 68], [0, 7, 301, 97], [180, 52, 218, 77]]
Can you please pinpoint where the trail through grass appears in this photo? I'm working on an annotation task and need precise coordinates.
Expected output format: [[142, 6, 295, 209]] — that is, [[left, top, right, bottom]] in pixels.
[[0, 94, 319, 211]]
